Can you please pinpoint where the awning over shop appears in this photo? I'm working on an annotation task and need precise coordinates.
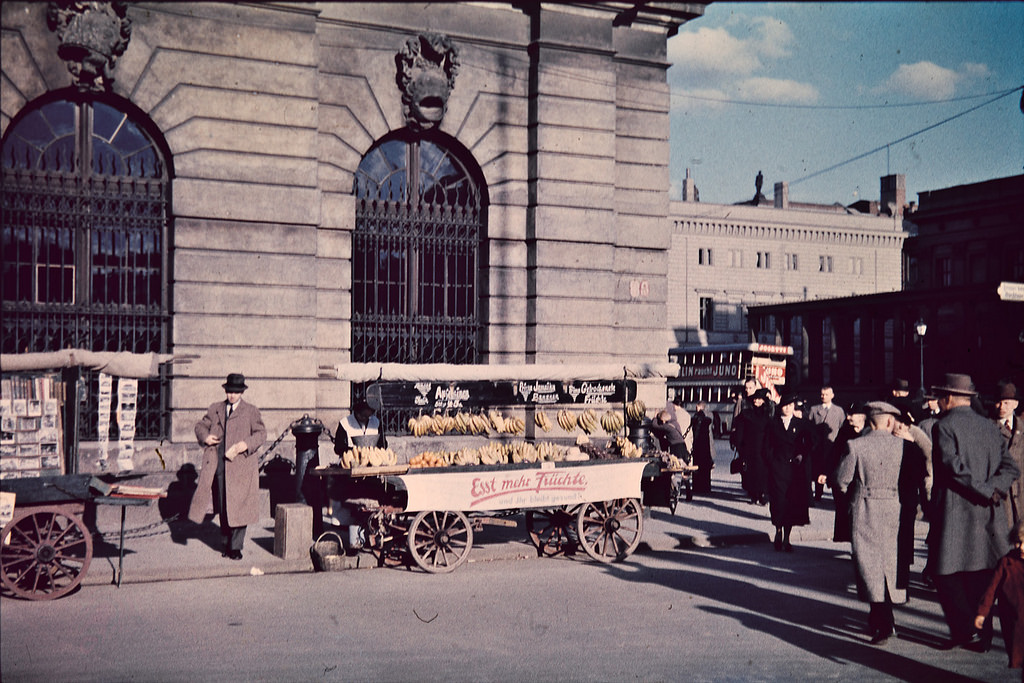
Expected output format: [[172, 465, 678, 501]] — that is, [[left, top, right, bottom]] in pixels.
[[1, 350, 189, 379], [321, 362, 681, 383]]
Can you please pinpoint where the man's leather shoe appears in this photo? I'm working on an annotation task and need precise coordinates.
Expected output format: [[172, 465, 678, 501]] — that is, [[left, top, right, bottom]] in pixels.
[[227, 550, 243, 560]]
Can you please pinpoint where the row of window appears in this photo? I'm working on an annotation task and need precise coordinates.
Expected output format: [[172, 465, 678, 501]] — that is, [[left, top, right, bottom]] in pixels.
[[696, 248, 864, 274]]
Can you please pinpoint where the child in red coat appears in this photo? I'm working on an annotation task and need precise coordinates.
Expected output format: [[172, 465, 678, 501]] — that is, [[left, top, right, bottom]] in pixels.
[[976, 520, 1024, 673]]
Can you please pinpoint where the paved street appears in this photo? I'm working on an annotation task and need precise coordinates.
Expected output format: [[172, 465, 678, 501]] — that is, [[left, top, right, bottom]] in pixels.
[[1, 532, 1015, 682]]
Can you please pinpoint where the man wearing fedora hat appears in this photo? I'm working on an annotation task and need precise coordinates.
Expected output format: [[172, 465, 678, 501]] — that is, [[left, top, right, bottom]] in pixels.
[[995, 381, 1024, 529], [928, 372, 1020, 651], [188, 373, 267, 560]]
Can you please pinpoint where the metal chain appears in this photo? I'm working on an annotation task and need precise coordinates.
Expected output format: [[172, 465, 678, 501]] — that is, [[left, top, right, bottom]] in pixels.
[[93, 514, 180, 541]]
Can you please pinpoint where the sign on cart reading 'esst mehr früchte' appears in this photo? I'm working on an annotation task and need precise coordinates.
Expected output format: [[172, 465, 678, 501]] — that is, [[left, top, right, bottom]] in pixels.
[[396, 460, 648, 512]]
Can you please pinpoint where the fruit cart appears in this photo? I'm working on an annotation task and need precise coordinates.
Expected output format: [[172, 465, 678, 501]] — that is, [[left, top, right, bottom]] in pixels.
[[314, 362, 688, 573], [1, 350, 183, 599]]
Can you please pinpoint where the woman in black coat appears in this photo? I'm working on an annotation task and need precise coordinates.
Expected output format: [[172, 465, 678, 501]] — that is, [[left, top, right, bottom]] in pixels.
[[764, 394, 815, 551], [691, 402, 716, 495], [730, 389, 771, 505]]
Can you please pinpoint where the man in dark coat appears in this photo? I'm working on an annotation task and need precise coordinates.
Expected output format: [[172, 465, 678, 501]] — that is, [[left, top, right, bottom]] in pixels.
[[835, 401, 906, 644], [188, 373, 267, 560], [764, 393, 815, 551], [730, 388, 771, 505], [691, 401, 716, 495], [928, 373, 1020, 650], [823, 403, 869, 543]]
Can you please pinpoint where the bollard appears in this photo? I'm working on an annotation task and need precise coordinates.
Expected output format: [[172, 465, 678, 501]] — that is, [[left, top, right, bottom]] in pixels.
[[290, 414, 323, 505]]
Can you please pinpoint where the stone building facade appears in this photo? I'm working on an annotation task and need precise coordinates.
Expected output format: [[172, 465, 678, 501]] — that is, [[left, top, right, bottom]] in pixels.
[[667, 175, 909, 348], [1, 2, 706, 471]]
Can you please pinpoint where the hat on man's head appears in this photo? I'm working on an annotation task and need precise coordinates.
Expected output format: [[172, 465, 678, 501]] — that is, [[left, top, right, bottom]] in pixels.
[[866, 401, 901, 418], [930, 373, 977, 397], [222, 373, 248, 392], [892, 378, 910, 392], [997, 382, 1020, 401], [752, 388, 771, 401], [847, 402, 869, 416]]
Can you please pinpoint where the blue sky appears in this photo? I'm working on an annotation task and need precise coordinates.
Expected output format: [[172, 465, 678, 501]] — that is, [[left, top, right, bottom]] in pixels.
[[667, 2, 1024, 206]]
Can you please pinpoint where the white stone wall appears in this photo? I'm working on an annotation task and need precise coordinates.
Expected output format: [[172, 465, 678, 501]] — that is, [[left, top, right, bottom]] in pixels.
[[668, 200, 908, 347], [2, 2, 692, 467]]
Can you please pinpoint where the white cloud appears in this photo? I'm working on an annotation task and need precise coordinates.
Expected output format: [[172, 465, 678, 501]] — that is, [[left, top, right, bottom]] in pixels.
[[745, 16, 795, 60], [877, 61, 960, 100], [669, 26, 762, 81], [734, 78, 819, 104]]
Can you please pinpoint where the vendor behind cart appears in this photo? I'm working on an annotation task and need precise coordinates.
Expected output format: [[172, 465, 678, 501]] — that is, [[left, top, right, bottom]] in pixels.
[[330, 401, 388, 553]]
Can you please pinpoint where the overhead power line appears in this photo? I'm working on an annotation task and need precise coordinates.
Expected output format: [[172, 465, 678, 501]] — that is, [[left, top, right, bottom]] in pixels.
[[789, 86, 1024, 187], [672, 86, 1024, 110]]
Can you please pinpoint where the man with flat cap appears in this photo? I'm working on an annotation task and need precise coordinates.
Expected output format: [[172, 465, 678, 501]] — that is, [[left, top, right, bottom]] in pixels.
[[188, 373, 267, 560], [928, 373, 1020, 650], [836, 401, 907, 644], [995, 382, 1024, 529]]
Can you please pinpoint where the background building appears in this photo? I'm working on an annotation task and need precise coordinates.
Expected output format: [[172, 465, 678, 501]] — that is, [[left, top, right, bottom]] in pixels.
[[667, 174, 909, 347], [1, 1, 707, 472], [748, 174, 1024, 404]]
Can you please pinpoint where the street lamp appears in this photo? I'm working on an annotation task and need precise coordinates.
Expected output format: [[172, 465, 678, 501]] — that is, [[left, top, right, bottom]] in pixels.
[[914, 318, 927, 398]]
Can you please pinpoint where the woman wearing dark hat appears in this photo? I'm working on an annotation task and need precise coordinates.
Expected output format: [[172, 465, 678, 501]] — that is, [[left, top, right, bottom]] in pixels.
[[187, 373, 267, 560], [763, 392, 815, 551], [730, 388, 771, 505]]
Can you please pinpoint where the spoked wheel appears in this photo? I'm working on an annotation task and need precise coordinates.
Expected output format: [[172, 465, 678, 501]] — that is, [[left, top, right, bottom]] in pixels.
[[576, 498, 644, 563], [363, 510, 408, 569], [407, 510, 473, 574], [525, 508, 578, 557], [1, 505, 93, 600]]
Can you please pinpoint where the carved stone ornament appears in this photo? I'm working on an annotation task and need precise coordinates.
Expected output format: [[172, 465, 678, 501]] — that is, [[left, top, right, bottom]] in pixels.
[[46, 1, 132, 92], [395, 32, 460, 132]]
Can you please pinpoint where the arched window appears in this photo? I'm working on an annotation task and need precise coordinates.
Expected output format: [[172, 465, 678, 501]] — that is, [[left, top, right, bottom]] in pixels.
[[2, 91, 172, 439], [352, 131, 487, 428]]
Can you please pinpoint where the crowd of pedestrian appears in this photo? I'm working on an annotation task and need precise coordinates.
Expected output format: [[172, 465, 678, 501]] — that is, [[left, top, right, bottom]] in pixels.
[[717, 371, 1024, 674]]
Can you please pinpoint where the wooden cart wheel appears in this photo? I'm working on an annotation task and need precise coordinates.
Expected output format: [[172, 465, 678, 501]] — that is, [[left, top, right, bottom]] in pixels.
[[407, 510, 473, 574], [1, 506, 93, 600], [576, 498, 644, 563], [525, 508, 578, 557], [363, 510, 408, 569]]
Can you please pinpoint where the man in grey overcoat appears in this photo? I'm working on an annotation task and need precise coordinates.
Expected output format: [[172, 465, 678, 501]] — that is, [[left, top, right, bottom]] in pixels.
[[928, 373, 1020, 651], [188, 373, 267, 560], [836, 401, 906, 644]]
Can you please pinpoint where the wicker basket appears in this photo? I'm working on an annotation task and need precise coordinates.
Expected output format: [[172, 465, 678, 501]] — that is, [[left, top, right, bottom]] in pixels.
[[311, 531, 346, 571]]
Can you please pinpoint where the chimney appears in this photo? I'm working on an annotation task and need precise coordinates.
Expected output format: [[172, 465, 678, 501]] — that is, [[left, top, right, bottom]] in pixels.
[[774, 181, 789, 209], [880, 174, 905, 217], [682, 168, 699, 202]]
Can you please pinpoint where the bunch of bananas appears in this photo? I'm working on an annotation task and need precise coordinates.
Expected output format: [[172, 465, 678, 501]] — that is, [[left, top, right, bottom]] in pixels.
[[536, 441, 568, 462], [503, 441, 539, 464], [341, 446, 399, 468], [613, 436, 644, 459], [534, 410, 553, 432], [488, 410, 526, 435], [577, 408, 599, 434], [556, 409, 577, 433], [600, 409, 625, 435], [478, 443, 506, 465], [625, 399, 647, 423]]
